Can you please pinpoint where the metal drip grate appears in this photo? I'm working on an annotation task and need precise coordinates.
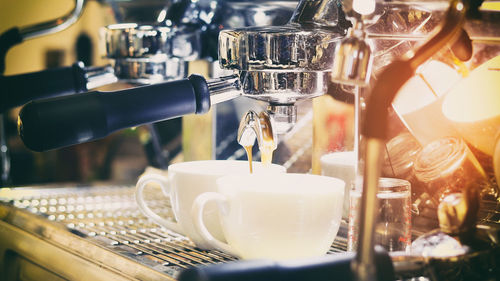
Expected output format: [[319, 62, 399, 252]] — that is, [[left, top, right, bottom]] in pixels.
[[0, 185, 348, 279]]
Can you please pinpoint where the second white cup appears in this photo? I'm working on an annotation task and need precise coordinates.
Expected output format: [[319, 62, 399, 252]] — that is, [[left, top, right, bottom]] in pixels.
[[320, 151, 356, 219], [192, 173, 345, 260], [135, 160, 286, 249]]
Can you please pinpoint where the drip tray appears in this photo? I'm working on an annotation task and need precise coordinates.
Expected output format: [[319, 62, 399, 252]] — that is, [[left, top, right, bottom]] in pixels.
[[0, 185, 348, 280]]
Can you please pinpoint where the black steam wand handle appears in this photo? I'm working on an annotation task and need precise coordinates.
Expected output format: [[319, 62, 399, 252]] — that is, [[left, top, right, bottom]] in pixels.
[[178, 246, 395, 281], [0, 62, 115, 112], [18, 74, 211, 152]]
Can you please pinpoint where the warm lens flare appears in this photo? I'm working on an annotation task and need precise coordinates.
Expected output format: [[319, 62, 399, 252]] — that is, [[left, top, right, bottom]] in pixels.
[[353, 0, 376, 15], [392, 60, 462, 145], [442, 56, 500, 155]]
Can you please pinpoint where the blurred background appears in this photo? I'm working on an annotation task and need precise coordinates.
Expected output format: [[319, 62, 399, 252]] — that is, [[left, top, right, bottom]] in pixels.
[[1, 0, 151, 185]]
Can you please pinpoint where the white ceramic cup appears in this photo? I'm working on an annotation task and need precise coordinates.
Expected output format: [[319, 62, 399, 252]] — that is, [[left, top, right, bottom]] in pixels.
[[135, 160, 286, 249], [320, 151, 356, 219], [192, 173, 345, 260]]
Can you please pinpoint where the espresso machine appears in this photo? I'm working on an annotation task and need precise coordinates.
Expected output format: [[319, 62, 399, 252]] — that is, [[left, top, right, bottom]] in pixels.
[[2, 0, 500, 280]]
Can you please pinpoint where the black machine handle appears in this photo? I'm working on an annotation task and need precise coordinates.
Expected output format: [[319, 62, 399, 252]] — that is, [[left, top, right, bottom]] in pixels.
[[178, 247, 395, 281], [18, 74, 210, 152], [0, 62, 90, 112], [0, 28, 23, 75]]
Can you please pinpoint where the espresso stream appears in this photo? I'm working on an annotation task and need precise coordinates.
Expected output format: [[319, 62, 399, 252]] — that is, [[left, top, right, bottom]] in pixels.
[[244, 146, 253, 173], [245, 113, 276, 173], [245, 139, 275, 173]]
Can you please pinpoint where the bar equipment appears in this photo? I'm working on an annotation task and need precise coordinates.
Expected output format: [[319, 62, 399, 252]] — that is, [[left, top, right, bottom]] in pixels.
[[99, 9, 205, 168], [352, 1, 500, 280], [1, 1, 500, 281], [13, 0, 346, 177], [174, 1, 500, 279], [0, 0, 88, 184], [0, 62, 117, 113], [348, 178, 412, 253], [135, 160, 286, 248], [13, 0, 434, 162], [0, 0, 173, 181], [330, 0, 376, 86]]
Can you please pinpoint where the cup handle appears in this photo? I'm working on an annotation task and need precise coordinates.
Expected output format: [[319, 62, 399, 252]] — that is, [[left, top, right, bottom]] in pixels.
[[135, 173, 183, 234], [192, 192, 238, 257]]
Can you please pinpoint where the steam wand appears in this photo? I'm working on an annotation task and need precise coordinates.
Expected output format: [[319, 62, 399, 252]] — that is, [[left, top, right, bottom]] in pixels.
[[354, 0, 469, 280]]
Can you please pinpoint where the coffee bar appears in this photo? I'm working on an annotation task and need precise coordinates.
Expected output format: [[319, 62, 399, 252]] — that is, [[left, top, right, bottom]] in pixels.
[[0, 0, 499, 280]]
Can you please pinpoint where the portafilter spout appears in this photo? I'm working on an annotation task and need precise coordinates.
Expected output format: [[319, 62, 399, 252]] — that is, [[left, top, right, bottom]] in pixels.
[[237, 110, 277, 152]]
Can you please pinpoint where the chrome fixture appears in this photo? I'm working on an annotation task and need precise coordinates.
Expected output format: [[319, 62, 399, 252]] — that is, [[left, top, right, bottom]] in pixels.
[[19, 0, 85, 40], [331, 0, 377, 86], [331, 21, 374, 86], [266, 104, 297, 135], [103, 23, 201, 84], [206, 74, 242, 105], [218, 0, 350, 134], [237, 105, 296, 147], [237, 110, 277, 151]]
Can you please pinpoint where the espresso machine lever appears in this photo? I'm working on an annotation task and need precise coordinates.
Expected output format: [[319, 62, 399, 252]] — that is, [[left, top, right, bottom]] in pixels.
[[17, 73, 245, 152], [0, 62, 117, 113]]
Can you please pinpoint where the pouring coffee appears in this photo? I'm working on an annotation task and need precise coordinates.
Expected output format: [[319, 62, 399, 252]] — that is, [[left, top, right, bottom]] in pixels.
[[135, 160, 285, 249]]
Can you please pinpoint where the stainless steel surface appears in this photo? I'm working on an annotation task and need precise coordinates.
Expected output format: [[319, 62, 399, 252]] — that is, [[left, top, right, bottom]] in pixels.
[[237, 110, 277, 149], [289, 0, 342, 28], [219, 25, 342, 72], [331, 21, 373, 86], [104, 24, 173, 59], [239, 70, 330, 104], [266, 104, 297, 134], [208, 74, 242, 105], [0, 185, 348, 280], [85, 65, 119, 90], [112, 56, 187, 84], [104, 0, 170, 24], [218, 0, 346, 107], [19, 0, 85, 40], [221, 0, 298, 28], [104, 24, 200, 61], [103, 24, 200, 83]]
